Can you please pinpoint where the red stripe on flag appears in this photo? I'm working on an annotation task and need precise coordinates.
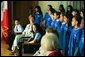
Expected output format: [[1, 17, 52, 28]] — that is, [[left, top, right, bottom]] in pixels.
[[2, 9, 9, 43]]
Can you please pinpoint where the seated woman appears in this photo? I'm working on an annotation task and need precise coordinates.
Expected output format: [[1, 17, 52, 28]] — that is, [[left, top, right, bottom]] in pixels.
[[33, 33, 62, 56], [22, 14, 34, 38]]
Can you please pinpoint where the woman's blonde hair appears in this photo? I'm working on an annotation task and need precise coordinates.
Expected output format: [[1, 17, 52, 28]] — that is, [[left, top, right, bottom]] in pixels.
[[45, 27, 59, 37], [41, 33, 59, 51]]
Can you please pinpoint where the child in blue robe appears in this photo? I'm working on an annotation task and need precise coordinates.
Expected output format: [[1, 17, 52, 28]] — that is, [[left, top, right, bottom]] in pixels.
[[44, 7, 56, 29], [76, 19, 84, 56], [33, 6, 43, 25], [44, 12, 52, 28], [59, 13, 73, 56], [78, 29, 84, 56], [59, 13, 64, 23], [51, 19, 56, 28], [68, 16, 82, 56], [54, 12, 61, 33], [50, 13, 56, 28], [43, 5, 56, 29]]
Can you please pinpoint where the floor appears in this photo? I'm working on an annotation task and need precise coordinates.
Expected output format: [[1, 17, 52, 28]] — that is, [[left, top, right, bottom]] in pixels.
[[1, 39, 34, 56], [1, 39, 14, 56]]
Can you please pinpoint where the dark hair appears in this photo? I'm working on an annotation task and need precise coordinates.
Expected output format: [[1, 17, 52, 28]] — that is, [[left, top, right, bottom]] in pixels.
[[50, 8, 56, 15], [14, 19, 20, 22], [33, 23, 44, 36], [57, 12, 61, 18], [33, 24, 39, 30], [54, 11, 61, 18], [48, 5, 53, 10], [48, 5, 56, 15], [59, 4, 65, 13], [56, 12, 61, 16], [64, 13, 73, 20], [72, 9, 80, 16], [66, 5, 73, 21], [72, 9, 82, 22], [35, 6, 43, 15], [67, 5, 73, 13], [73, 15, 81, 26], [64, 13, 72, 26]]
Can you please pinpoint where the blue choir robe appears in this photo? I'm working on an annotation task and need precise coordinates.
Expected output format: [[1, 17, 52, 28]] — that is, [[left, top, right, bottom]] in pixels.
[[44, 12, 52, 28], [34, 12, 43, 25], [68, 27, 82, 56], [58, 22, 65, 50], [58, 23, 72, 51], [51, 19, 56, 28], [61, 23, 72, 56], [78, 29, 84, 56], [55, 19, 62, 33]]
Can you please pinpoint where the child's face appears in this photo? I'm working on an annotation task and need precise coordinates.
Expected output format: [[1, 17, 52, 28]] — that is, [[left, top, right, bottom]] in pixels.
[[59, 14, 64, 22], [15, 20, 19, 25], [53, 13, 57, 19], [47, 6, 50, 11], [71, 17, 77, 26], [80, 19, 84, 29], [64, 16, 68, 24], [80, 12, 84, 18], [72, 11, 77, 16], [35, 8, 38, 12], [33, 25, 37, 32]]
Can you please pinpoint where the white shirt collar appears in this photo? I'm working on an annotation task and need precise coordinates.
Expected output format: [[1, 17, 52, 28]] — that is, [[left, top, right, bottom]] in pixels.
[[56, 19, 59, 21], [74, 27, 80, 30]]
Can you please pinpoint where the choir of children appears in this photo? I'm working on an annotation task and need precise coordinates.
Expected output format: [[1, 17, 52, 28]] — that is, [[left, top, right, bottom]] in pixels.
[[9, 4, 84, 56]]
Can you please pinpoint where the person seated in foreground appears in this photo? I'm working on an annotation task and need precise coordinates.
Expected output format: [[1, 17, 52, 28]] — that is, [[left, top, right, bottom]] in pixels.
[[33, 33, 63, 56]]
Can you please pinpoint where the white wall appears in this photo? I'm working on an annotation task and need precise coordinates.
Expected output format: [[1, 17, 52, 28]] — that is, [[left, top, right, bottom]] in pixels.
[[38, 1, 84, 16], [38, 1, 70, 16]]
